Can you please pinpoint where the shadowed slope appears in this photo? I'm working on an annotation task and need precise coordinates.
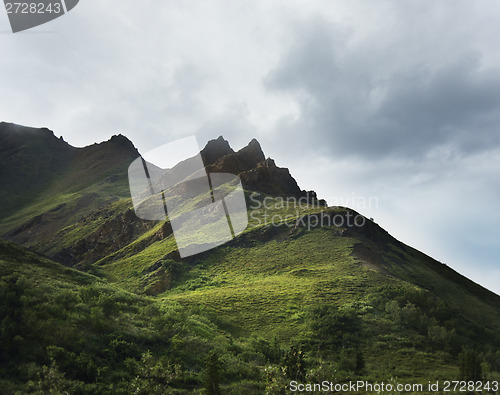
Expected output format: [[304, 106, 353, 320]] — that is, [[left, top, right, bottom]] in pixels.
[[0, 123, 140, 246]]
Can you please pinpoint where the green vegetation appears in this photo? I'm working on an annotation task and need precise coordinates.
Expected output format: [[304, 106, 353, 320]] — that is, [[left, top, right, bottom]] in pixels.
[[459, 349, 483, 381], [2, 198, 500, 393], [203, 350, 222, 395], [0, 239, 265, 393]]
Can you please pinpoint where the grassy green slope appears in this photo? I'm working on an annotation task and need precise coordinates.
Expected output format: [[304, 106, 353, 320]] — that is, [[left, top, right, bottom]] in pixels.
[[83, 197, 500, 384], [159, 227, 499, 378], [2, 198, 500, 392], [0, 239, 271, 394]]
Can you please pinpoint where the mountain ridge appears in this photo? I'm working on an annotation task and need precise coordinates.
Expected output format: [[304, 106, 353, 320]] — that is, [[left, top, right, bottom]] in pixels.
[[0, 123, 140, 226], [0, 123, 324, 249]]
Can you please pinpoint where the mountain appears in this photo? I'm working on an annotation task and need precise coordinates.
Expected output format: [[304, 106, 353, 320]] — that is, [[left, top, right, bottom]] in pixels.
[[0, 122, 74, 220], [0, 125, 323, 266], [0, 122, 139, 248], [1, 122, 500, 394]]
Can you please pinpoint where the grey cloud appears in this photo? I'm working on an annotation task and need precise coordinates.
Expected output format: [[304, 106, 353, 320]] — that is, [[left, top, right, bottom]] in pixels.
[[376, 55, 500, 154], [265, 17, 500, 160]]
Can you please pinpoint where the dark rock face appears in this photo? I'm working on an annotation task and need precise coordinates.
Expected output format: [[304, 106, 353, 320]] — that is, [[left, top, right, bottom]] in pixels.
[[201, 136, 326, 205], [138, 134, 325, 204], [239, 158, 302, 197], [234, 138, 266, 169], [51, 207, 156, 267], [201, 135, 235, 166], [204, 137, 265, 175]]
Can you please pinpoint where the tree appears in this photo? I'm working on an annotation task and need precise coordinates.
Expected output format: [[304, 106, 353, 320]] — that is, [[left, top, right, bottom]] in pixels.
[[30, 361, 67, 395], [130, 351, 180, 395], [459, 349, 482, 381], [355, 351, 365, 375], [203, 350, 222, 395], [0, 274, 29, 364]]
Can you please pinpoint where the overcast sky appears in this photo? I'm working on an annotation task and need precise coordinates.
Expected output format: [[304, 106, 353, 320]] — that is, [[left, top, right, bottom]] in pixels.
[[1, 1, 499, 294]]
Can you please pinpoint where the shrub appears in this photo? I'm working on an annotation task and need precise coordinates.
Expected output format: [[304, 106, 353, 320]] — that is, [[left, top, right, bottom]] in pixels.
[[282, 346, 306, 381]]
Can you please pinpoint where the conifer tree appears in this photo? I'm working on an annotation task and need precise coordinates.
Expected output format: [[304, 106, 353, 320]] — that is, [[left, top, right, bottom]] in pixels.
[[459, 349, 482, 381], [203, 350, 222, 395]]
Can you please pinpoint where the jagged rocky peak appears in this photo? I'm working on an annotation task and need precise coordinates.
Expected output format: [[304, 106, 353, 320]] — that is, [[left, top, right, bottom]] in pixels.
[[92, 133, 135, 147], [110, 133, 130, 142], [200, 136, 327, 206], [84, 133, 139, 159], [108, 133, 138, 151], [202, 136, 266, 174], [201, 135, 235, 165], [236, 138, 265, 165]]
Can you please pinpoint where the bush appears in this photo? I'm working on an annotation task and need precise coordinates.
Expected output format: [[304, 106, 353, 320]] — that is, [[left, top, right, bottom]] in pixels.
[[249, 336, 282, 364], [264, 365, 288, 395], [386, 301, 429, 333], [282, 346, 306, 381], [310, 306, 362, 351]]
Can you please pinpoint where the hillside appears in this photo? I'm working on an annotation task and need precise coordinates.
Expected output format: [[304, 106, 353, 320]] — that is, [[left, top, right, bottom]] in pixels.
[[0, 238, 264, 394], [0, 122, 139, 245], [1, 122, 500, 394]]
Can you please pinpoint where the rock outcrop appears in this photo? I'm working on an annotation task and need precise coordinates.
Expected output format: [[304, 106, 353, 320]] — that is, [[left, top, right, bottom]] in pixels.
[[202, 136, 327, 205]]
